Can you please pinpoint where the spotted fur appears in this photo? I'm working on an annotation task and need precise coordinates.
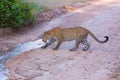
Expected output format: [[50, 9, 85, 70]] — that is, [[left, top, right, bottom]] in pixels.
[[41, 27, 109, 51]]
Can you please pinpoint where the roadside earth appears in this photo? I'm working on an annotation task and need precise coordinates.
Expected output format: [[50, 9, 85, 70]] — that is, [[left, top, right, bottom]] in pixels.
[[3, 0, 120, 80]]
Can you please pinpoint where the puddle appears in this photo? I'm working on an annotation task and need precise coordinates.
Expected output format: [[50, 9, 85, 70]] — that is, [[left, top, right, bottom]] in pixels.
[[0, 39, 45, 80]]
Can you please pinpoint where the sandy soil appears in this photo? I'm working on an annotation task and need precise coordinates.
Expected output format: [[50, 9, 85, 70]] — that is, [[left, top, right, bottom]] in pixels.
[[4, 0, 120, 80]]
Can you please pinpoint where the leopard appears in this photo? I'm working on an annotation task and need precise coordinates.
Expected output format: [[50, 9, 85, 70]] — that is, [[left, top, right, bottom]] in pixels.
[[41, 27, 109, 51]]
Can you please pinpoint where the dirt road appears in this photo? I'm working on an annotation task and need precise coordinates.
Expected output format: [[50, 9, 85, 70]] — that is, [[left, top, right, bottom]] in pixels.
[[5, 0, 120, 80]]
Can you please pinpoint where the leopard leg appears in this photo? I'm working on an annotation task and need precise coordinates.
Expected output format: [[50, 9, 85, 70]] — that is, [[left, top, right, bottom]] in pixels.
[[81, 37, 90, 51], [70, 39, 81, 51], [53, 38, 63, 50], [41, 38, 56, 49]]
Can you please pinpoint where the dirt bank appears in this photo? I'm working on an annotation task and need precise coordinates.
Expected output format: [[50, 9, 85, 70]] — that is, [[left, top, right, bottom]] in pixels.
[[4, 0, 120, 80]]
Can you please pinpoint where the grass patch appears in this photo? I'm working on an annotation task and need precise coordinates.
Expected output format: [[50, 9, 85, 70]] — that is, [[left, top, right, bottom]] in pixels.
[[0, 0, 35, 29]]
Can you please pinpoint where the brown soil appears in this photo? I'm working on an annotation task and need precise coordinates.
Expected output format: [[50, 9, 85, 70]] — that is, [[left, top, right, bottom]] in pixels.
[[2, 0, 120, 80]]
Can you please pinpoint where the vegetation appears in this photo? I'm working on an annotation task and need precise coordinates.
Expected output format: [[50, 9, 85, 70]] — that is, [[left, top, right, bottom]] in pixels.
[[0, 0, 86, 30], [0, 0, 35, 29]]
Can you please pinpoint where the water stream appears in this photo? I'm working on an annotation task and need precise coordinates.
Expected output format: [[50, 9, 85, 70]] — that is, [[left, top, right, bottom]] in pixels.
[[0, 39, 45, 80]]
